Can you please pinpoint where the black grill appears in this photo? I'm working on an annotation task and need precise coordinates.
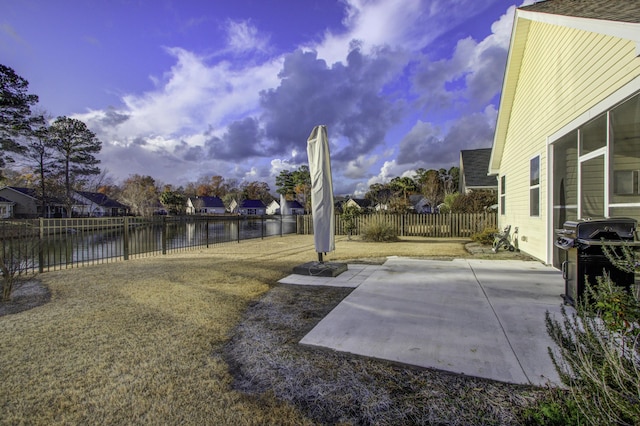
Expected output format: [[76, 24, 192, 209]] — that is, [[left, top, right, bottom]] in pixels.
[[554, 218, 639, 306]]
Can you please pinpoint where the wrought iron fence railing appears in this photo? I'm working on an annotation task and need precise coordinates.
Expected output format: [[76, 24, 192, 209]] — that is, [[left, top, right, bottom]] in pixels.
[[0, 215, 297, 274]]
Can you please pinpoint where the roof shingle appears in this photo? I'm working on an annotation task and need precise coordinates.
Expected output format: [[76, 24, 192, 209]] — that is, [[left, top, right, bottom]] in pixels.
[[521, 0, 640, 24]]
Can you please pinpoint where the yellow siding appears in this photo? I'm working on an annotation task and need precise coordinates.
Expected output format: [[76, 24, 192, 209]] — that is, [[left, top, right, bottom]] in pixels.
[[499, 19, 640, 262]]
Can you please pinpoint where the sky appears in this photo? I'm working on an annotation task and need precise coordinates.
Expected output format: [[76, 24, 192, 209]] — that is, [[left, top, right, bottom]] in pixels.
[[1, 0, 530, 196]]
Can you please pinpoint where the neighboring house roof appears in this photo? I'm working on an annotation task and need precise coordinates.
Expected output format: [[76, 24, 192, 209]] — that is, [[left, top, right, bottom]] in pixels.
[[490, 0, 640, 173], [75, 191, 128, 209], [347, 198, 372, 209], [283, 200, 304, 210], [0, 196, 15, 203], [460, 149, 497, 188], [190, 196, 224, 209], [4, 186, 65, 204], [240, 199, 266, 208]]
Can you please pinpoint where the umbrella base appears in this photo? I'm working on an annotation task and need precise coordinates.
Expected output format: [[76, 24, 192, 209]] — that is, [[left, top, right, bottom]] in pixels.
[[293, 261, 348, 277]]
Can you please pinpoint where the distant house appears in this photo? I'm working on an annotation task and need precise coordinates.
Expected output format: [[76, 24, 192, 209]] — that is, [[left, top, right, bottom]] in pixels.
[[238, 199, 267, 216], [0, 196, 15, 219], [282, 199, 305, 215], [73, 191, 129, 217], [186, 196, 226, 215], [344, 198, 372, 212], [459, 148, 498, 194], [0, 186, 67, 218], [409, 194, 434, 214], [228, 199, 239, 214], [268, 196, 306, 215], [266, 200, 280, 215]]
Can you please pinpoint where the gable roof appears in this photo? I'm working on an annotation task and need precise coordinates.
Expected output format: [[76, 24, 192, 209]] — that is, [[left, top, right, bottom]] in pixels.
[[190, 196, 224, 209], [76, 191, 127, 209], [3, 186, 65, 204], [348, 198, 372, 208], [490, 0, 640, 174], [284, 200, 304, 209], [240, 199, 266, 208], [0, 196, 15, 204], [461, 149, 497, 188]]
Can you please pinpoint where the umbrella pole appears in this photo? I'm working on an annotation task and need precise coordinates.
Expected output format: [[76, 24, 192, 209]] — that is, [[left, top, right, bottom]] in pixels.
[[318, 252, 323, 263]]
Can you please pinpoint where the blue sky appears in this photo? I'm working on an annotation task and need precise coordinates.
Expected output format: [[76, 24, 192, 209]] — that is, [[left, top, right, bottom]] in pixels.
[[1, 0, 528, 196]]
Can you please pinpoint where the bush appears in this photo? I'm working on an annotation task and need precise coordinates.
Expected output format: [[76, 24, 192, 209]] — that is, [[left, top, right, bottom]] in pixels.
[[471, 227, 498, 245], [545, 268, 640, 425], [361, 222, 399, 242], [520, 387, 585, 425], [341, 204, 361, 240]]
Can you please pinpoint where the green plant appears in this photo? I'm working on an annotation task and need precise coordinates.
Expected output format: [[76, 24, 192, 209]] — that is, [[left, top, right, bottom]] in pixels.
[[521, 387, 585, 425], [361, 221, 399, 242], [341, 204, 361, 240], [471, 227, 498, 245], [545, 271, 640, 425]]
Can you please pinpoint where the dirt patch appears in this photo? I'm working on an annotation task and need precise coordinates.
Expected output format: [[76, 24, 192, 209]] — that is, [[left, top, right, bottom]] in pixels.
[[0, 279, 51, 317], [224, 283, 546, 425]]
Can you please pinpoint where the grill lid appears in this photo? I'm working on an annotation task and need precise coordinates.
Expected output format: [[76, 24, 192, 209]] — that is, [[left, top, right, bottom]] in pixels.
[[559, 218, 636, 240], [555, 217, 637, 249]]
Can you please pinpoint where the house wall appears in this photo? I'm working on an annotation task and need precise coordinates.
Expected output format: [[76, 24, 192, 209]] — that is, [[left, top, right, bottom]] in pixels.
[[0, 188, 38, 217], [498, 19, 640, 263]]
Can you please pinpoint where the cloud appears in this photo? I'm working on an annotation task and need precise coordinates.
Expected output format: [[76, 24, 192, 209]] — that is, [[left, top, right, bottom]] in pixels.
[[312, 0, 499, 66], [259, 47, 405, 162], [397, 105, 497, 167], [204, 116, 264, 160], [343, 154, 379, 179], [70, 0, 518, 194], [225, 20, 270, 54], [412, 5, 515, 112]]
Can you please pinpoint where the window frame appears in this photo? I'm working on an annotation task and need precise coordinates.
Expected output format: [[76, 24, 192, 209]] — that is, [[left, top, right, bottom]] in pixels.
[[530, 155, 540, 217]]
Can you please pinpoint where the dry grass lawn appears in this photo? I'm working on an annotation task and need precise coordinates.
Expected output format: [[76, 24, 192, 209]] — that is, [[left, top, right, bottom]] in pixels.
[[0, 235, 543, 425]]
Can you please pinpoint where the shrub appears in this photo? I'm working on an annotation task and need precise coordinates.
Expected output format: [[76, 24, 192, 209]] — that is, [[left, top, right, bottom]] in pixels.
[[545, 268, 640, 425], [520, 387, 585, 425], [341, 204, 361, 240], [361, 222, 399, 242], [471, 227, 498, 245]]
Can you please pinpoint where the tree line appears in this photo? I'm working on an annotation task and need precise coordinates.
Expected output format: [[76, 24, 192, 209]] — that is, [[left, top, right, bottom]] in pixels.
[[1, 63, 495, 217]]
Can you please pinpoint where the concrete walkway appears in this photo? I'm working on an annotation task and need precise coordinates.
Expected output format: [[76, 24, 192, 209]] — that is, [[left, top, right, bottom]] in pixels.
[[279, 257, 566, 386]]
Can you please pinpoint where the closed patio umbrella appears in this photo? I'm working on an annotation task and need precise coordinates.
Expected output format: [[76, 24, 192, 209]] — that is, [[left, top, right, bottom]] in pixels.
[[307, 125, 335, 261]]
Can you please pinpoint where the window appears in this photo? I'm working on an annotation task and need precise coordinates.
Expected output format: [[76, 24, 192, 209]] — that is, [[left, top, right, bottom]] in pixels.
[[530, 156, 540, 216], [500, 175, 506, 215], [610, 93, 640, 205]]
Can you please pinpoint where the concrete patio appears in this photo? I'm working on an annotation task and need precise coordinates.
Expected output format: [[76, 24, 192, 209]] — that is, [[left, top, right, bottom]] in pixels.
[[279, 257, 567, 386]]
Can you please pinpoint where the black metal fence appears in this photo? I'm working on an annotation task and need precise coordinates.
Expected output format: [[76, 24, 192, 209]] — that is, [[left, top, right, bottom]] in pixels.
[[0, 215, 297, 274]]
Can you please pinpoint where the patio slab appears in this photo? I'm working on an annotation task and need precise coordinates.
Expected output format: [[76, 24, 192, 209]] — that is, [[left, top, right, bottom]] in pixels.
[[280, 257, 566, 386]]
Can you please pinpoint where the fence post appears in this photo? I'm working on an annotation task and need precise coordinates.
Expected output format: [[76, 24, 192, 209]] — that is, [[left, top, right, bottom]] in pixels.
[[205, 218, 209, 248], [162, 216, 167, 255], [237, 217, 241, 243], [261, 215, 265, 239], [123, 216, 129, 260], [38, 218, 44, 273]]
